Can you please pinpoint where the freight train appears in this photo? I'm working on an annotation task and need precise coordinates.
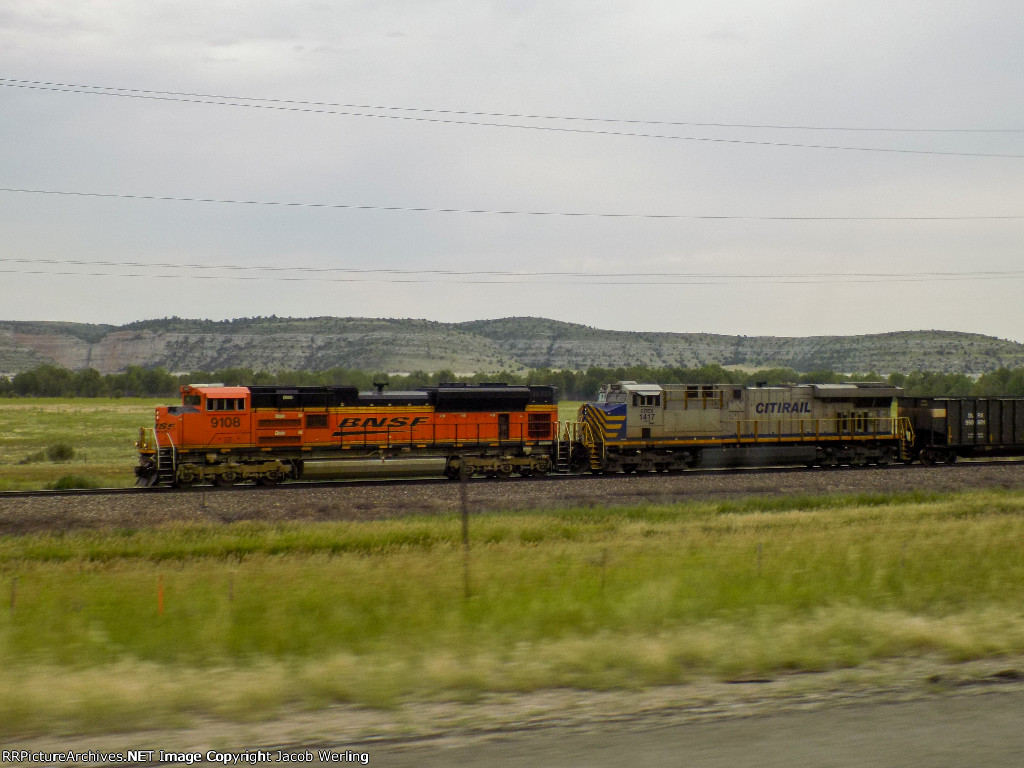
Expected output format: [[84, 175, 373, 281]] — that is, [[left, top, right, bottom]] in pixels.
[[135, 380, 1024, 487]]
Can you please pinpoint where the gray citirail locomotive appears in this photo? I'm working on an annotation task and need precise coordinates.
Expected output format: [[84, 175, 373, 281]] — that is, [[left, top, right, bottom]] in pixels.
[[577, 381, 912, 472]]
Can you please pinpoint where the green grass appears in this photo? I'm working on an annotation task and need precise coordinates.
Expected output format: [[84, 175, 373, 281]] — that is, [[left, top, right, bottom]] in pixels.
[[2, 489, 1024, 735], [558, 400, 582, 422], [0, 398, 163, 490]]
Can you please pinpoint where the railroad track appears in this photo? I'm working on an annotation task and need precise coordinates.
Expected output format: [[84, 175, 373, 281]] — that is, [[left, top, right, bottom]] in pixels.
[[4, 458, 1023, 501]]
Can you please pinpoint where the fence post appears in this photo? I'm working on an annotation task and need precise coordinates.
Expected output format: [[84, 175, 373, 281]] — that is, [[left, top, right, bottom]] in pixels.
[[460, 477, 471, 600]]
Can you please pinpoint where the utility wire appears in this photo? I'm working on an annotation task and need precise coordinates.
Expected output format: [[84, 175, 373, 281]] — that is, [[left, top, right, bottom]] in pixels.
[[2, 268, 1020, 286], [1, 256, 1022, 281], [2, 259, 1023, 286], [2, 187, 1021, 221], [3, 77, 1021, 133], [3, 80, 1022, 158]]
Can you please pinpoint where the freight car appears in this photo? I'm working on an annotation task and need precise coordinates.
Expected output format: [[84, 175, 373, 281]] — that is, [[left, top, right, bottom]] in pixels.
[[577, 381, 914, 472], [899, 396, 1024, 463], [135, 382, 559, 487]]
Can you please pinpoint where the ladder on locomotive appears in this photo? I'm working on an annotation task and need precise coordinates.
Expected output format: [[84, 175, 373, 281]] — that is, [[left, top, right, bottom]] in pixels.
[[555, 434, 572, 473], [896, 416, 916, 462], [154, 432, 177, 486], [554, 421, 598, 473]]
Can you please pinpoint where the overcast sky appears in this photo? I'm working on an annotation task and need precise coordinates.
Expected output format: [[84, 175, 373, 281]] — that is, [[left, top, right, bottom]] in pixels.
[[1, 1, 1022, 340]]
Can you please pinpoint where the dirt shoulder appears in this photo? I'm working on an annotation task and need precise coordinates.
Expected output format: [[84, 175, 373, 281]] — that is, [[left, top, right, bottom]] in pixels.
[[6, 655, 1024, 761]]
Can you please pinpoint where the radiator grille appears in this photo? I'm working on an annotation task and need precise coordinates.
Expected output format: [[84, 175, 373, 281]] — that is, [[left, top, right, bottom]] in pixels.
[[258, 418, 302, 428]]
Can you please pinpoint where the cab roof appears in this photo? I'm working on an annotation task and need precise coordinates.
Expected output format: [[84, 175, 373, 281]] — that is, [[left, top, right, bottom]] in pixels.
[[181, 385, 250, 398], [607, 381, 664, 396]]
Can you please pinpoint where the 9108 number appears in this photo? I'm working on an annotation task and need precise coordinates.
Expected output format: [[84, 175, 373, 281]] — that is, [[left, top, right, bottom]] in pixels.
[[211, 417, 241, 428]]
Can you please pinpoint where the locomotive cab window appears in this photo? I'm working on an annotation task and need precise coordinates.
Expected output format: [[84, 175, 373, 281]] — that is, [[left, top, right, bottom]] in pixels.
[[633, 394, 661, 407], [206, 397, 246, 412], [184, 394, 201, 407]]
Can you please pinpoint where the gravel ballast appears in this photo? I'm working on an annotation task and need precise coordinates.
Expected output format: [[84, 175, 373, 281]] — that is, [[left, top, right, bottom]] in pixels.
[[2, 463, 1023, 534]]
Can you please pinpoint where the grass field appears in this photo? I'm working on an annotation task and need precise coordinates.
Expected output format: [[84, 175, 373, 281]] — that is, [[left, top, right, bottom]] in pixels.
[[2, 489, 1024, 736], [0, 398, 163, 490]]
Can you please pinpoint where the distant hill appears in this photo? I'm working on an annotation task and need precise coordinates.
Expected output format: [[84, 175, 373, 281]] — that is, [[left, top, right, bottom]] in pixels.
[[1, 316, 1022, 377]]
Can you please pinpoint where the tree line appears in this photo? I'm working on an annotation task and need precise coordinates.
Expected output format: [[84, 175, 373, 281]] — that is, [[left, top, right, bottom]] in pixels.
[[4, 363, 1024, 400]]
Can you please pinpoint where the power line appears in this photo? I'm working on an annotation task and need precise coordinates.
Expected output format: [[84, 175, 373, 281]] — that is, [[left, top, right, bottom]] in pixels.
[[3, 77, 1021, 133], [3, 80, 1022, 159], [2, 187, 1021, 221], [2, 257, 1023, 286]]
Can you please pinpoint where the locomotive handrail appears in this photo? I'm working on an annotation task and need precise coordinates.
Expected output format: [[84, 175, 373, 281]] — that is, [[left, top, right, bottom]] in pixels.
[[554, 420, 598, 472], [724, 415, 906, 442], [160, 430, 177, 471], [136, 427, 156, 452], [896, 415, 915, 459], [557, 419, 595, 446]]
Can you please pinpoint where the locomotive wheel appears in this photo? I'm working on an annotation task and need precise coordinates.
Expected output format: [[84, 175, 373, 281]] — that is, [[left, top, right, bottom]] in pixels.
[[174, 469, 197, 488], [257, 468, 285, 486], [569, 447, 592, 474]]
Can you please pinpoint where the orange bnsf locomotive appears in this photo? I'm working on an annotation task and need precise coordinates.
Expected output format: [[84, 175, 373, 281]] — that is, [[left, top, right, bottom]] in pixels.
[[135, 382, 560, 487]]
